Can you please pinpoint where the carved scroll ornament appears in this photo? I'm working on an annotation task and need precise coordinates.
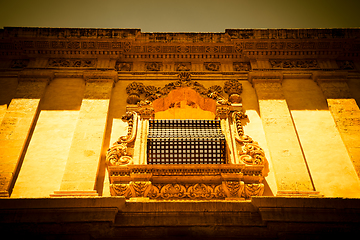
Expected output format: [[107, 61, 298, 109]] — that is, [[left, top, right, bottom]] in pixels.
[[232, 111, 268, 173], [106, 111, 138, 166]]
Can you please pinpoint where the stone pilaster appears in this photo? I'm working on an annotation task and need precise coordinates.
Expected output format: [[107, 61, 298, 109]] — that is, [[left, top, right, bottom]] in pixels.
[[315, 72, 360, 183], [0, 73, 51, 197], [251, 72, 316, 196], [283, 77, 360, 197], [52, 75, 114, 197]]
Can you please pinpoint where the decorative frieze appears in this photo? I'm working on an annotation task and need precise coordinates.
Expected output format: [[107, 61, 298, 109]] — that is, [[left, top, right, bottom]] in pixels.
[[10, 59, 29, 68], [110, 181, 264, 200], [270, 60, 318, 69], [48, 58, 96, 68]]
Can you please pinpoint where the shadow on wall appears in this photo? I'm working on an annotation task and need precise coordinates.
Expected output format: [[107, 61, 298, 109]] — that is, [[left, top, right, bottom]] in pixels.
[[0, 78, 18, 107], [39, 78, 85, 111]]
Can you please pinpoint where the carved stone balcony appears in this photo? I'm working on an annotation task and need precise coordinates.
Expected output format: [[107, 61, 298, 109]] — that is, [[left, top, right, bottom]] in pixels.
[[106, 74, 269, 200], [108, 164, 265, 200]]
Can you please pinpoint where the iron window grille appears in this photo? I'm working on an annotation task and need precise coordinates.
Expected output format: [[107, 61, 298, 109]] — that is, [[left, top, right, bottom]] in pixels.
[[147, 119, 226, 164]]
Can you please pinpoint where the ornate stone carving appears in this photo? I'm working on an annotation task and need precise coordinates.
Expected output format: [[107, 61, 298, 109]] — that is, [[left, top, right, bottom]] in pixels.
[[337, 60, 355, 70], [233, 62, 250, 71], [110, 181, 264, 200], [204, 62, 220, 71], [11, 59, 29, 68], [109, 164, 249, 177], [243, 183, 264, 198], [106, 112, 138, 166], [137, 100, 155, 118], [176, 62, 191, 71], [108, 163, 266, 199], [270, 60, 318, 69], [222, 181, 244, 199], [48, 58, 96, 67], [126, 82, 145, 104], [116, 62, 132, 71], [239, 143, 266, 165], [232, 111, 268, 169], [146, 62, 162, 71], [125, 73, 230, 106], [216, 106, 231, 119], [224, 79, 243, 103]]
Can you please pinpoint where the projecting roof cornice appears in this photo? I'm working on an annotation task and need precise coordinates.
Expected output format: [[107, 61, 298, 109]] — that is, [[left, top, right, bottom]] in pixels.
[[1, 27, 360, 40], [0, 27, 359, 61]]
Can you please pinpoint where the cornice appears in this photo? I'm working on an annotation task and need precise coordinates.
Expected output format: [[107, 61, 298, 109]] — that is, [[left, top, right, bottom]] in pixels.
[[0, 27, 359, 60], [2, 27, 360, 40]]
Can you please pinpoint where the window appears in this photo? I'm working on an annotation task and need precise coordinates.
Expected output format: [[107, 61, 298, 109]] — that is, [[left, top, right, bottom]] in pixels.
[[147, 119, 226, 164]]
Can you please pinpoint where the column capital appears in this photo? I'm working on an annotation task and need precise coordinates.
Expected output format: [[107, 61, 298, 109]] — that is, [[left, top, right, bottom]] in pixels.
[[249, 71, 283, 85], [83, 70, 118, 83], [313, 71, 348, 83], [18, 70, 54, 82]]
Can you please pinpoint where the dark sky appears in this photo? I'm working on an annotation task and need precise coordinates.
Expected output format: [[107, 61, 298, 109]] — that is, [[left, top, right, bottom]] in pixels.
[[0, 0, 359, 32]]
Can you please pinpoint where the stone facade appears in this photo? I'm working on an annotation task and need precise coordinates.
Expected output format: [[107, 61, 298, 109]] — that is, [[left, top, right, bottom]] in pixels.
[[0, 27, 360, 238]]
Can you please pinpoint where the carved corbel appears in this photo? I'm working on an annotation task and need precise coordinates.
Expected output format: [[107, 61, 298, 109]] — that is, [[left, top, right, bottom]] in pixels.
[[222, 181, 244, 199], [243, 183, 264, 198], [106, 111, 138, 166], [110, 181, 153, 199]]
